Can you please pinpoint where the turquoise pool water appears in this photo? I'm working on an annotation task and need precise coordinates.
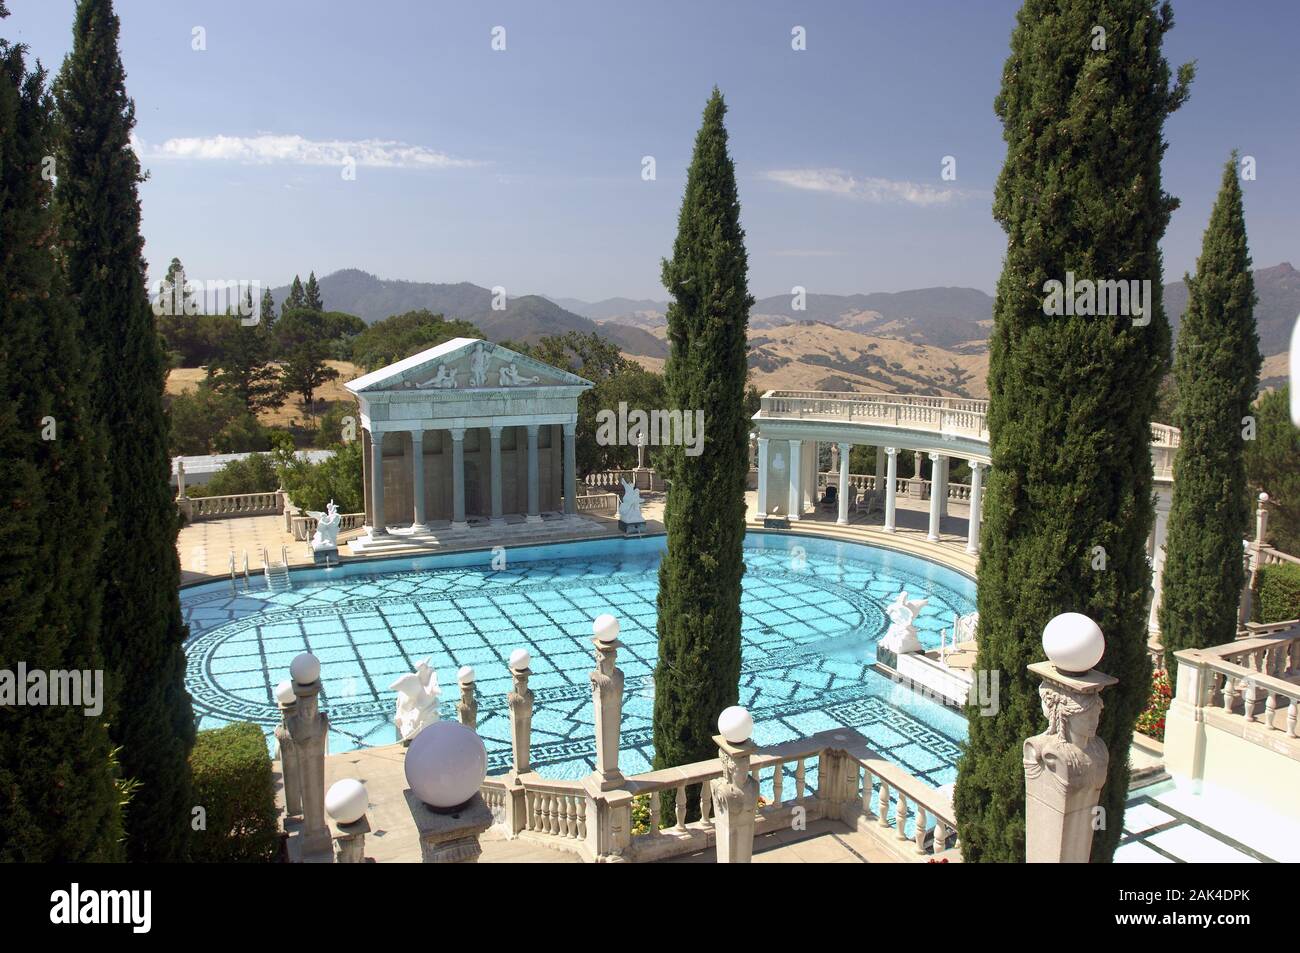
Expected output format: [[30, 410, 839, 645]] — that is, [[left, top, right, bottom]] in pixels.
[[180, 532, 975, 787]]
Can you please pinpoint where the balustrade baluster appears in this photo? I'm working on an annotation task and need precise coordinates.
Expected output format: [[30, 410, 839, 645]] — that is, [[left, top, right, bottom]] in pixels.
[[877, 781, 890, 827], [772, 761, 784, 806], [933, 819, 949, 853], [896, 793, 908, 840], [700, 782, 713, 828], [675, 785, 687, 832], [1288, 699, 1298, 738], [914, 806, 929, 854], [649, 791, 661, 835], [1265, 692, 1280, 731], [795, 758, 806, 803], [861, 769, 872, 813]]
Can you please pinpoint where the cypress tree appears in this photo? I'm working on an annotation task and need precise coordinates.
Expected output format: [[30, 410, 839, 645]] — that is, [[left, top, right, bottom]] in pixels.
[[652, 89, 752, 814], [1159, 155, 1261, 678], [303, 270, 324, 311], [0, 4, 123, 860], [259, 286, 276, 332], [54, 0, 195, 861], [953, 0, 1192, 862]]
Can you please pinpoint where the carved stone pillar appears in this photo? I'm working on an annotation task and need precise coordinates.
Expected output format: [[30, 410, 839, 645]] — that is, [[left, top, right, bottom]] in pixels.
[[508, 664, 533, 779], [332, 816, 369, 864], [837, 442, 851, 525], [369, 434, 386, 536], [883, 447, 898, 532], [525, 423, 541, 523], [288, 677, 331, 857], [966, 462, 984, 554], [457, 669, 477, 729], [563, 419, 578, 516], [756, 437, 770, 518], [450, 427, 467, 530], [274, 695, 301, 817], [787, 439, 802, 521], [1023, 661, 1116, 863], [927, 453, 944, 542], [710, 733, 759, 863], [489, 426, 504, 526], [410, 430, 427, 531], [590, 637, 625, 790]]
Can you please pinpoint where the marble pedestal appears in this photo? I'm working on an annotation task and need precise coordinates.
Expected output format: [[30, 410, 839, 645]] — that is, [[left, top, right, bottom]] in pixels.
[[403, 790, 494, 863]]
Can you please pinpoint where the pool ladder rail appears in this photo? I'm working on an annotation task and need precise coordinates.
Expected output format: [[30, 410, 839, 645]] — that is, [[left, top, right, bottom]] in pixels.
[[229, 550, 255, 592], [262, 546, 293, 591]]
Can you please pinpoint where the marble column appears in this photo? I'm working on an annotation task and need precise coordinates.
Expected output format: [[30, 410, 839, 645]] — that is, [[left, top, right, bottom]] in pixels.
[[563, 420, 577, 517], [370, 434, 386, 536], [450, 427, 467, 530], [967, 462, 985, 554], [508, 664, 533, 779], [756, 436, 770, 518], [590, 636, 625, 790], [410, 430, 427, 531], [927, 453, 943, 542], [883, 447, 898, 533], [805, 440, 818, 510], [837, 442, 851, 525], [910, 450, 926, 499], [1024, 661, 1116, 863], [525, 423, 541, 524], [937, 455, 950, 518], [1147, 488, 1173, 636], [787, 439, 802, 521], [489, 426, 504, 526]]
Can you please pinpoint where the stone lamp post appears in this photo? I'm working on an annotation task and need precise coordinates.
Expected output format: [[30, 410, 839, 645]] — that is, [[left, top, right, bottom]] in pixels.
[[325, 779, 370, 863], [456, 665, 477, 729], [507, 649, 534, 780], [1023, 613, 1116, 863], [589, 614, 625, 790], [287, 652, 332, 857], [711, 706, 759, 864], [273, 679, 302, 817], [403, 721, 493, 863]]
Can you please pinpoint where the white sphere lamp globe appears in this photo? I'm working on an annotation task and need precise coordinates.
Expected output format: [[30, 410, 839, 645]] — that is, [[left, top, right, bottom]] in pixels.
[[274, 680, 296, 706], [404, 721, 488, 810], [324, 778, 368, 825], [593, 614, 620, 643], [508, 648, 530, 671], [290, 652, 320, 685], [1259, 491, 1270, 504], [718, 706, 753, 745], [457, 665, 475, 685], [1042, 613, 1105, 674]]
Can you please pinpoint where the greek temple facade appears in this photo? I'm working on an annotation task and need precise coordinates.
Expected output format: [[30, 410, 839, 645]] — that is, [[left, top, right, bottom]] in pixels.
[[345, 338, 593, 553]]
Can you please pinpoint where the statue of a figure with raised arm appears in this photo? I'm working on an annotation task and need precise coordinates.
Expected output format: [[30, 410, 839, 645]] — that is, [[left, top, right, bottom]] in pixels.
[[390, 658, 442, 743], [879, 591, 929, 655], [310, 499, 342, 552], [617, 478, 644, 532], [468, 342, 488, 387]]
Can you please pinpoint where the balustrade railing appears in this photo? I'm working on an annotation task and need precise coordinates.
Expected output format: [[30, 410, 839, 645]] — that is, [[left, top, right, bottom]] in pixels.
[[289, 511, 366, 541], [1174, 628, 1300, 741], [575, 492, 619, 514], [183, 490, 283, 521], [815, 471, 972, 503]]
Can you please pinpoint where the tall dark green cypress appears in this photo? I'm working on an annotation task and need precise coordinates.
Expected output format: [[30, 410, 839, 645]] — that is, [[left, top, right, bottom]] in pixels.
[[0, 4, 123, 860], [652, 89, 752, 809], [303, 270, 324, 311], [284, 274, 306, 312], [1159, 156, 1261, 679], [54, 0, 194, 861], [953, 0, 1192, 862]]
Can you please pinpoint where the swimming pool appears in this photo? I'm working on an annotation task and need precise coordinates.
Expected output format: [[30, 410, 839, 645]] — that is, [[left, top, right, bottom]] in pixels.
[[179, 532, 975, 787]]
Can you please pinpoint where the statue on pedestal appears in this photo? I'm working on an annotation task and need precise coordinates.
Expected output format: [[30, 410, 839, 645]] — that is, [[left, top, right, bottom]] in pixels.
[[617, 478, 645, 533], [879, 591, 929, 655], [391, 658, 442, 743], [309, 499, 342, 552]]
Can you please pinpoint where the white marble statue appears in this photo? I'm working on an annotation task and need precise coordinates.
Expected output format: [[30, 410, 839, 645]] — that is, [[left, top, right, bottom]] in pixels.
[[617, 479, 644, 525], [954, 611, 979, 645], [468, 343, 488, 387], [879, 591, 929, 655], [499, 362, 540, 386], [390, 657, 442, 742], [418, 363, 458, 389], [309, 499, 342, 551]]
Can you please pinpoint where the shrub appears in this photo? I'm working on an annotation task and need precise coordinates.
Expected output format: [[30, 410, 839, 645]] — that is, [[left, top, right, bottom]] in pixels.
[[189, 722, 280, 863], [277, 439, 363, 512], [1136, 669, 1173, 742], [191, 453, 279, 498], [1254, 563, 1300, 624]]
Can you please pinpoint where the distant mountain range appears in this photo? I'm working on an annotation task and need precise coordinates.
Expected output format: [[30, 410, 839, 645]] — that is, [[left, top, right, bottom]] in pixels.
[[273, 264, 1295, 396]]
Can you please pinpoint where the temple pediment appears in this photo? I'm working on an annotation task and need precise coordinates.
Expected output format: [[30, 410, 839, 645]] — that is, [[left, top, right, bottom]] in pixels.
[[346, 338, 592, 395]]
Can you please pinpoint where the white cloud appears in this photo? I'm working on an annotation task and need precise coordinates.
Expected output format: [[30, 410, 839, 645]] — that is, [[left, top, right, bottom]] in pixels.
[[134, 133, 477, 170], [762, 168, 964, 207]]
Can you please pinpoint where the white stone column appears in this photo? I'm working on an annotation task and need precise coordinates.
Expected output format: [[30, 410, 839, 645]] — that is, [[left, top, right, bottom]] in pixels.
[[410, 430, 427, 531], [711, 731, 758, 863], [563, 419, 577, 517], [788, 439, 802, 521], [288, 658, 331, 858], [508, 660, 533, 779], [805, 440, 818, 510], [370, 433, 386, 536], [274, 693, 301, 817], [1024, 660, 1116, 863], [1147, 488, 1173, 636], [526, 423, 541, 523], [937, 455, 950, 517], [450, 427, 467, 530], [590, 619, 624, 790], [927, 453, 943, 542], [837, 442, 851, 525], [966, 462, 984, 554], [883, 447, 898, 533], [756, 436, 770, 518], [489, 426, 504, 526]]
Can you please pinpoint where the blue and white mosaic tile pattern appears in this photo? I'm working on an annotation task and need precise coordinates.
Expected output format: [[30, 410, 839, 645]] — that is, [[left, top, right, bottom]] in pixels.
[[180, 533, 975, 784]]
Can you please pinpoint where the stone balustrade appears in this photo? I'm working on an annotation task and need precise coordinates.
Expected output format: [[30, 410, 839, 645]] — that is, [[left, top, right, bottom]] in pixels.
[[289, 511, 366, 541], [575, 492, 619, 515], [816, 471, 971, 503], [584, 469, 666, 492], [180, 490, 284, 521]]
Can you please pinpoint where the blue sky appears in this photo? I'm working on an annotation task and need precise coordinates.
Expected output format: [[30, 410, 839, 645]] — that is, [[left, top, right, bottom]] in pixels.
[[7, 0, 1298, 301]]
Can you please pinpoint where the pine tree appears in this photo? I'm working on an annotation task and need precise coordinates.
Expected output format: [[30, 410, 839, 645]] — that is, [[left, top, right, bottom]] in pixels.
[[1159, 155, 1261, 679], [54, 0, 194, 862], [303, 270, 324, 311], [652, 89, 752, 816], [284, 274, 306, 312], [0, 5, 123, 860], [953, 0, 1192, 862], [259, 286, 276, 332]]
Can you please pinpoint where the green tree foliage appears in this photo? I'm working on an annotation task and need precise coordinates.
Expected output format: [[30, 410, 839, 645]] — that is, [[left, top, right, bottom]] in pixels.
[[303, 270, 324, 311], [284, 274, 306, 312], [167, 382, 271, 456], [259, 286, 276, 333], [274, 309, 358, 418], [651, 90, 752, 815], [350, 309, 482, 371], [188, 723, 280, 863], [277, 440, 363, 512], [191, 452, 279, 497], [1245, 386, 1300, 554], [512, 331, 667, 474], [208, 315, 284, 414], [1159, 156, 1261, 679], [54, 0, 195, 861], [0, 9, 125, 860], [953, 0, 1192, 863]]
